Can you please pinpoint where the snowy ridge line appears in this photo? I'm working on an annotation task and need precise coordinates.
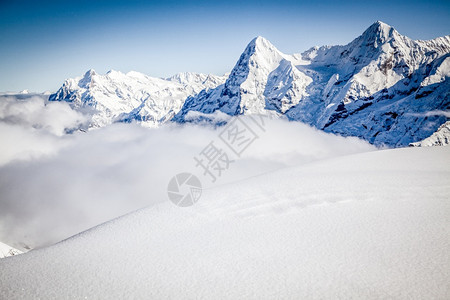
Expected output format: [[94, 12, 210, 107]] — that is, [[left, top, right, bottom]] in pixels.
[[49, 70, 228, 128]]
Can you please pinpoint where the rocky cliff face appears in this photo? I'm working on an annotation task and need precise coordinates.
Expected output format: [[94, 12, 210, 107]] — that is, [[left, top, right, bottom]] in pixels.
[[411, 121, 450, 146]]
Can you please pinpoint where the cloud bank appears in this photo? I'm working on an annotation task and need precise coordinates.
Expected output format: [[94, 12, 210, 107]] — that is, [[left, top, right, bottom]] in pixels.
[[0, 95, 88, 166], [0, 95, 375, 249]]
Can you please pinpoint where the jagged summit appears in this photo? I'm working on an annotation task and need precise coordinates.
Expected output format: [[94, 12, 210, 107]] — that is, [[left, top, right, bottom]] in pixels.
[[238, 35, 283, 64], [83, 69, 97, 78], [213, 35, 299, 115], [106, 69, 121, 75], [371, 20, 392, 31], [366, 20, 394, 34], [247, 36, 275, 49], [359, 20, 398, 47], [78, 69, 97, 88], [240, 36, 292, 64]]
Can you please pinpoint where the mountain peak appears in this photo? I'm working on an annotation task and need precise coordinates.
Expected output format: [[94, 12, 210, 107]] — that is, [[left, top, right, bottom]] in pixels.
[[248, 36, 275, 50], [106, 69, 120, 75], [251, 36, 268, 44], [357, 21, 399, 48], [229, 36, 284, 76], [79, 69, 97, 88], [240, 36, 281, 63], [84, 69, 97, 77], [228, 36, 283, 76], [372, 20, 390, 29]]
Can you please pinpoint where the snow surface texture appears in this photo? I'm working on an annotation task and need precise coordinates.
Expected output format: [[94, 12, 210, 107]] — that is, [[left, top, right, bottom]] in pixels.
[[1, 146, 449, 299], [50, 21, 450, 147], [0, 242, 22, 259]]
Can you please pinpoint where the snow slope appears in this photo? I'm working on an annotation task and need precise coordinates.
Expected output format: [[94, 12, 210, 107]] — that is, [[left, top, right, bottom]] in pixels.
[[1, 146, 449, 299], [49, 70, 227, 128]]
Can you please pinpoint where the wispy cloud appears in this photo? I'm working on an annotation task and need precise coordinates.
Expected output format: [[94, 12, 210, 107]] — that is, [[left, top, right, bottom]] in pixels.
[[0, 95, 88, 166], [406, 110, 450, 118]]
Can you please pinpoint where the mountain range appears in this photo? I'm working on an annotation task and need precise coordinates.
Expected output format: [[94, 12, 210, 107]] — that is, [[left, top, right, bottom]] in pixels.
[[50, 21, 450, 147]]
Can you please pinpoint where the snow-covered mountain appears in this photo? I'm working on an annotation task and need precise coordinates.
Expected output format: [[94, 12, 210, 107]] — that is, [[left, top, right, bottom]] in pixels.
[[410, 120, 450, 146], [0, 242, 22, 259], [175, 21, 450, 146], [173, 36, 310, 119], [50, 21, 449, 146], [49, 70, 227, 128], [172, 36, 310, 120]]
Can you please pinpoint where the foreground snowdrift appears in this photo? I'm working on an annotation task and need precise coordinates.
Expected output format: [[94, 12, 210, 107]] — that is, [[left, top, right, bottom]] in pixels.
[[1, 146, 449, 299]]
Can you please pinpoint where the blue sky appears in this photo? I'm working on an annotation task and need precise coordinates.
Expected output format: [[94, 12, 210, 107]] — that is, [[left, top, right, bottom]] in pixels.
[[0, 0, 449, 92]]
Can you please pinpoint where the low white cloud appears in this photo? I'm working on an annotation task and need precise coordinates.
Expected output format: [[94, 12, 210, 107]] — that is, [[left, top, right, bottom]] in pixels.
[[0, 96, 375, 250], [0, 95, 88, 136], [424, 110, 450, 118], [406, 110, 450, 118], [0, 95, 88, 166]]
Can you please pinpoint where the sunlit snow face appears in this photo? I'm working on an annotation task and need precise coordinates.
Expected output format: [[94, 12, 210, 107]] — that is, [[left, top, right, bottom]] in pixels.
[[0, 95, 374, 249]]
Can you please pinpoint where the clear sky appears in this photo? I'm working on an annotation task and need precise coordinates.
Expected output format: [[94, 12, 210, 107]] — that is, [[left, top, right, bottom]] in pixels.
[[0, 0, 449, 92]]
